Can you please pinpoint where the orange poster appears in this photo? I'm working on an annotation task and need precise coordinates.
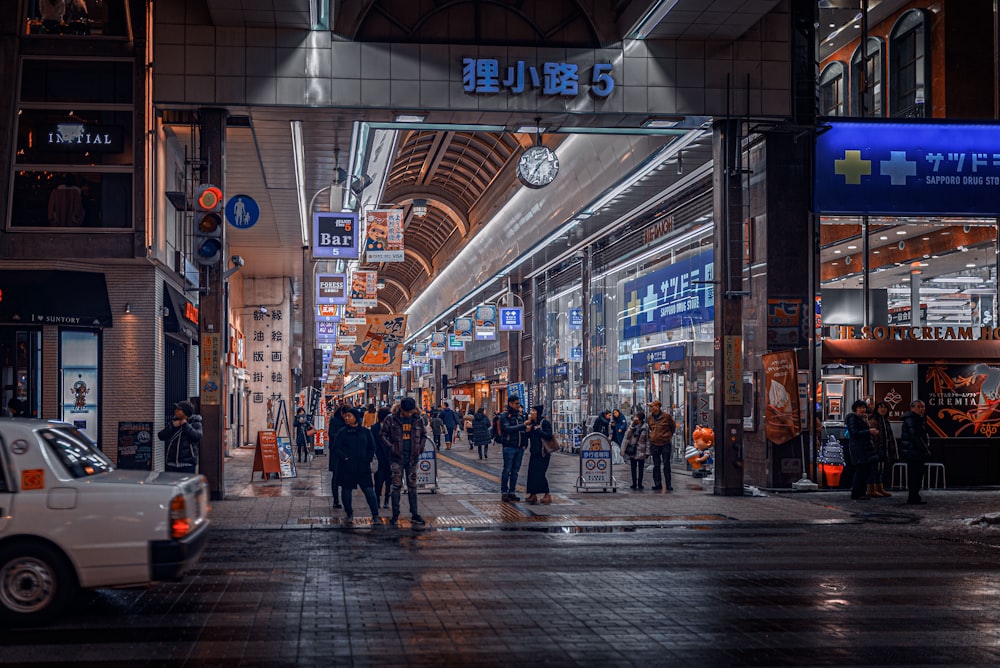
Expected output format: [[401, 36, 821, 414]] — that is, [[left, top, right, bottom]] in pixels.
[[344, 314, 408, 374], [762, 350, 801, 445]]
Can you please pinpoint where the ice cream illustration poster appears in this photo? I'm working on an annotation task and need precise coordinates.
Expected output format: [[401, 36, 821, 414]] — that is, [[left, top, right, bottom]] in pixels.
[[762, 350, 801, 445]]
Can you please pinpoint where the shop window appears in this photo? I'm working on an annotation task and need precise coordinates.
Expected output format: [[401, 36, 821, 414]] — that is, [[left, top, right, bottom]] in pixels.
[[24, 0, 131, 38], [11, 170, 132, 228], [17, 109, 133, 166], [819, 62, 846, 117], [850, 37, 884, 117], [20, 59, 133, 104], [60, 329, 100, 444], [889, 9, 929, 118]]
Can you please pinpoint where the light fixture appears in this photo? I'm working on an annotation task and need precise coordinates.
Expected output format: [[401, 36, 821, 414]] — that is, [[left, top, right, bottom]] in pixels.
[[514, 124, 548, 134], [642, 117, 684, 128], [351, 174, 373, 195], [412, 199, 428, 217], [628, 0, 681, 39], [291, 120, 309, 246], [124, 303, 132, 314], [394, 113, 426, 123], [163, 306, 170, 317]]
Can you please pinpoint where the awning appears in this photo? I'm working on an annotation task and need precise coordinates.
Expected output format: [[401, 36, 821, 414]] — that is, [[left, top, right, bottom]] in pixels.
[[163, 282, 199, 341], [0, 270, 112, 327]]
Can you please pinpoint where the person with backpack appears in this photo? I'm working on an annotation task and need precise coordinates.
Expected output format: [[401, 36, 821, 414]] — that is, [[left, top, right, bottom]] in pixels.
[[439, 401, 459, 450], [472, 406, 492, 460], [429, 410, 445, 452]]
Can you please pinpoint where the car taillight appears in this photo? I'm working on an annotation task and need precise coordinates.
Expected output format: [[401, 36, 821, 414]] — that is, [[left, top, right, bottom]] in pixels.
[[170, 494, 191, 539]]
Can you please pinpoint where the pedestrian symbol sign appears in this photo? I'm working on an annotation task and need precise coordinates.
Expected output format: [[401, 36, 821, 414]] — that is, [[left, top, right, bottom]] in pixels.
[[225, 194, 260, 229]]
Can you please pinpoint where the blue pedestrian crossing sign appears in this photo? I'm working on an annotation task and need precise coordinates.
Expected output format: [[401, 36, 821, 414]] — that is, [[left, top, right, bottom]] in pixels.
[[225, 194, 260, 229]]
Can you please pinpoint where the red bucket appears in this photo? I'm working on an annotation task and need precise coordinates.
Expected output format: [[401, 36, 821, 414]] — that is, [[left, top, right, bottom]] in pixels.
[[819, 463, 843, 488]]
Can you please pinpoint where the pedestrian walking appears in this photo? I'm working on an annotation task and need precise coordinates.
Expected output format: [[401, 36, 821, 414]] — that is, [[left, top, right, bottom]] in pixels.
[[380, 397, 427, 527], [362, 403, 378, 429], [592, 410, 612, 437], [623, 411, 651, 489], [499, 395, 527, 502], [647, 401, 676, 491], [293, 407, 313, 463], [440, 401, 459, 449], [525, 404, 553, 504], [327, 405, 348, 508], [330, 408, 381, 525], [845, 399, 880, 501], [371, 407, 392, 508], [900, 399, 931, 505], [472, 407, 492, 459], [429, 410, 445, 452], [868, 400, 895, 498], [158, 400, 201, 474], [465, 411, 475, 450]]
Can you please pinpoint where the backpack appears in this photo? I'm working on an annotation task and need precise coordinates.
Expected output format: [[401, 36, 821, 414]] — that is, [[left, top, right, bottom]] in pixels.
[[492, 414, 503, 443]]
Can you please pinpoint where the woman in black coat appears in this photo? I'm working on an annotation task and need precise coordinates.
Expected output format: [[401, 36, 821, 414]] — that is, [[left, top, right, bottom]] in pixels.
[[330, 408, 381, 524], [525, 404, 554, 505], [899, 399, 931, 505], [472, 407, 492, 460], [370, 407, 392, 508], [845, 399, 879, 501]]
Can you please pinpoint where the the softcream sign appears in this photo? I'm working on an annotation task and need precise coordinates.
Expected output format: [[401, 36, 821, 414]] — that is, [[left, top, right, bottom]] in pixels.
[[834, 325, 1000, 341]]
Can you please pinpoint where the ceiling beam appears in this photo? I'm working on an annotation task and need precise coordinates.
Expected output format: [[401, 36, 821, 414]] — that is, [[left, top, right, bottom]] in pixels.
[[380, 276, 411, 302], [384, 186, 471, 236], [404, 247, 434, 275]]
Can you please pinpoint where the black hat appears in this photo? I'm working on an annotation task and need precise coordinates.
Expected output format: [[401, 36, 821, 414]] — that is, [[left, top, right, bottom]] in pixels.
[[400, 397, 417, 411], [532, 404, 545, 418], [175, 400, 195, 417]]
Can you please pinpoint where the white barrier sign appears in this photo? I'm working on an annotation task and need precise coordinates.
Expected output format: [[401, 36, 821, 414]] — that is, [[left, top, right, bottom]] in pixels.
[[579, 432, 612, 487]]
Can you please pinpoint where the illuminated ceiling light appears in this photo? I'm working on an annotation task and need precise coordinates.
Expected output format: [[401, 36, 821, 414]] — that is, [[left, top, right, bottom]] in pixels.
[[966, 263, 977, 268], [934, 276, 985, 283], [628, 0, 680, 39], [515, 124, 548, 134], [833, 249, 841, 254], [879, 235, 888, 240], [394, 113, 426, 123], [847, 245, 857, 250], [896, 230, 907, 235], [642, 117, 684, 128], [412, 199, 428, 217]]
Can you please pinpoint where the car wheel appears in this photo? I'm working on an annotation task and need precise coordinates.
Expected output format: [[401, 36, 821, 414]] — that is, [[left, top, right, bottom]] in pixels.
[[0, 543, 76, 625]]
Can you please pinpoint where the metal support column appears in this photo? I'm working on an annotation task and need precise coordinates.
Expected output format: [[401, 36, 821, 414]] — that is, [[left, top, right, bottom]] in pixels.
[[581, 248, 591, 416]]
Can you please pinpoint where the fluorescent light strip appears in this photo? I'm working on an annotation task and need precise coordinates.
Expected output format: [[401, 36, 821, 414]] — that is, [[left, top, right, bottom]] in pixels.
[[290, 120, 309, 246], [629, 0, 681, 39], [368, 122, 507, 133], [556, 127, 690, 136]]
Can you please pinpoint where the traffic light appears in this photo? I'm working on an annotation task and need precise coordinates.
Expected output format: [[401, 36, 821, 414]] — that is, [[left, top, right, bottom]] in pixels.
[[193, 185, 223, 266]]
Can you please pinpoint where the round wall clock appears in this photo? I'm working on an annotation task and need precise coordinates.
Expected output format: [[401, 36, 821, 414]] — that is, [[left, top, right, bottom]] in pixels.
[[517, 145, 559, 188]]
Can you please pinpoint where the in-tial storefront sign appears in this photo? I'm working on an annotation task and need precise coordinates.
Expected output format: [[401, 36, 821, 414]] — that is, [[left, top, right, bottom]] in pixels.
[[454, 317, 474, 342], [462, 58, 614, 98], [350, 270, 378, 308], [447, 334, 465, 351], [816, 121, 1000, 216], [475, 304, 496, 340], [622, 249, 714, 341], [312, 211, 358, 259], [761, 350, 801, 445], [498, 307, 523, 331], [569, 307, 583, 330], [43, 123, 124, 152], [316, 273, 348, 305], [364, 209, 404, 262], [344, 314, 408, 374], [917, 363, 1000, 437]]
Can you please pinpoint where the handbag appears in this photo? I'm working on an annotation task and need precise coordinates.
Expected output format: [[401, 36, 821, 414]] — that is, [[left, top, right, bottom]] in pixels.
[[370, 455, 379, 474], [541, 433, 561, 455], [305, 426, 317, 438], [624, 441, 638, 458]]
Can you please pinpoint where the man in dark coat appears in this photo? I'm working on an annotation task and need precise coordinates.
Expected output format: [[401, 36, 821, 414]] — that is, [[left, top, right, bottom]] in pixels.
[[900, 399, 931, 505], [158, 400, 202, 474], [380, 397, 427, 527], [327, 405, 348, 508], [439, 401, 459, 449], [330, 408, 381, 524], [499, 395, 527, 502]]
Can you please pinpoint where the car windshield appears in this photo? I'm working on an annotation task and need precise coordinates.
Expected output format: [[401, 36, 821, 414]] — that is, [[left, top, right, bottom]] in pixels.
[[39, 427, 113, 478]]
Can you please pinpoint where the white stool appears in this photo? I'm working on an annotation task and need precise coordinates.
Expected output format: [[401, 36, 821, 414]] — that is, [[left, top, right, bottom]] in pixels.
[[924, 462, 946, 490], [891, 462, 908, 490]]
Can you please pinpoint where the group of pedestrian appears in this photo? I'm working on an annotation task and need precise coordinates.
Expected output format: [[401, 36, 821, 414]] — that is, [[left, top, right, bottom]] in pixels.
[[498, 395, 553, 504], [845, 398, 931, 505], [327, 397, 427, 527], [595, 401, 676, 492]]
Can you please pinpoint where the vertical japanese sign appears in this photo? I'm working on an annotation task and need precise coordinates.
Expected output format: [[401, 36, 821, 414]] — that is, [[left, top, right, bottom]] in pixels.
[[762, 350, 801, 445], [454, 317, 474, 341], [200, 333, 222, 405], [350, 270, 378, 308], [344, 314, 408, 374], [312, 211, 358, 259], [723, 336, 743, 406], [246, 304, 289, 418], [364, 209, 405, 262], [475, 304, 497, 340]]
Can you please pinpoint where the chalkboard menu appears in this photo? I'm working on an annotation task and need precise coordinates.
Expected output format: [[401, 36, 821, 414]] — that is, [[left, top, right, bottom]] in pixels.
[[117, 421, 153, 470]]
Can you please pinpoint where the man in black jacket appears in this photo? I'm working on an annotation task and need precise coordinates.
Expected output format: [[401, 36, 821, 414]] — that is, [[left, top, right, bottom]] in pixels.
[[380, 397, 427, 527], [499, 395, 527, 502], [327, 405, 347, 508], [900, 399, 931, 505]]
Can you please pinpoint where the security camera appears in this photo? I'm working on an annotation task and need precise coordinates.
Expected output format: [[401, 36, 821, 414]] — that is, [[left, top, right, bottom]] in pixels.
[[231, 255, 245, 267]]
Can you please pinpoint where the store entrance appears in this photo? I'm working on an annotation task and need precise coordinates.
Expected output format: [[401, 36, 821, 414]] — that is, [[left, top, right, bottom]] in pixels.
[[0, 328, 41, 418], [164, 337, 188, 422]]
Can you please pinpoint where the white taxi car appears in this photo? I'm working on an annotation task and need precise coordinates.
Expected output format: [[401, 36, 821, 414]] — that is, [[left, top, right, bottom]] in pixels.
[[0, 418, 210, 624]]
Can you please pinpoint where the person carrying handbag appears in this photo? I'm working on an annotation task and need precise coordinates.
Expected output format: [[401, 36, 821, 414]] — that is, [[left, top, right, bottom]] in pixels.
[[623, 411, 651, 490], [525, 404, 554, 504]]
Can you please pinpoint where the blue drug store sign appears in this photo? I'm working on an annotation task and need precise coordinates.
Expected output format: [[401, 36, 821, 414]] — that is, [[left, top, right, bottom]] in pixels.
[[816, 121, 1000, 216], [621, 249, 714, 341], [569, 308, 583, 330], [462, 58, 614, 98], [498, 307, 523, 331], [630, 344, 685, 373], [225, 194, 260, 229]]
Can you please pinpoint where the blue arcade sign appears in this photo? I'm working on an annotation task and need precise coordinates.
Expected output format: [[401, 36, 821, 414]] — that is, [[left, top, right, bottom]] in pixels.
[[621, 249, 714, 341], [630, 344, 685, 373], [816, 121, 1000, 216]]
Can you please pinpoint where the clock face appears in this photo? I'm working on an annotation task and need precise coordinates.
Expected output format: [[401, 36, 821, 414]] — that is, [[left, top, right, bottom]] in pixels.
[[517, 145, 559, 188]]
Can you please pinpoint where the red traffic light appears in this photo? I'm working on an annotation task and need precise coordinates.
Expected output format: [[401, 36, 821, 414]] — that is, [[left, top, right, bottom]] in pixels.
[[195, 185, 223, 212]]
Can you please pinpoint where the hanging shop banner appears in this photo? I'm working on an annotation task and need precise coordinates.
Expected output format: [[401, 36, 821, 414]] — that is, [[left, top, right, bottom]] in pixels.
[[350, 270, 378, 308], [454, 317, 474, 342], [448, 334, 465, 351], [621, 249, 714, 341], [364, 209, 405, 262], [325, 375, 344, 395], [343, 305, 366, 325], [815, 121, 1000, 217], [316, 321, 339, 342], [498, 307, 523, 331], [316, 273, 348, 305], [475, 304, 497, 340], [344, 314, 408, 374], [337, 322, 357, 345], [570, 346, 583, 361], [313, 211, 358, 259], [402, 352, 412, 370], [429, 332, 447, 359], [412, 342, 428, 363], [316, 304, 340, 322], [917, 363, 1000, 438], [569, 307, 583, 330], [762, 350, 801, 445]]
